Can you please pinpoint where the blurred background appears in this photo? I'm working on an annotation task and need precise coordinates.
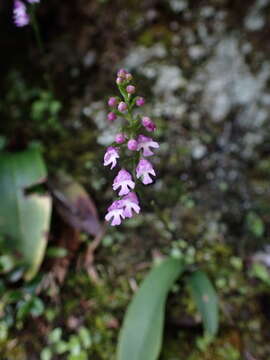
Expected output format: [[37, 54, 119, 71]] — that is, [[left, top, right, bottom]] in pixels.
[[1, 0, 270, 359]]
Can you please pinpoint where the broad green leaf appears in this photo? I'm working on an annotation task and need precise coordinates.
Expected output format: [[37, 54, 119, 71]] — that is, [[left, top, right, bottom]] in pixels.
[[117, 258, 185, 360], [0, 149, 52, 280], [187, 270, 219, 336]]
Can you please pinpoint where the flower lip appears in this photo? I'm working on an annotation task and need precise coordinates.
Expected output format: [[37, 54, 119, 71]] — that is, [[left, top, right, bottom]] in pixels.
[[122, 192, 140, 218], [113, 169, 135, 196], [136, 159, 156, 185], [137, 134, 159, 157], [103, 146, 119, 170], [105, 200, 125, 226]]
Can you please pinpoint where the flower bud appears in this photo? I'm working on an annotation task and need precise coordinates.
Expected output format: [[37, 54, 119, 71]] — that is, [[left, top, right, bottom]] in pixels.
[[118, 101, 128, 112], [125, 73, 133, 81], [126, 85, 135, 94], [117, 69, 127, 78], [136, 97, 145, 107], [116, 77, 123, 85], [142, 116, 156, 132], [115, 133, 126, 144], [127, 139, 138, 151], [107, 112, 117, 122], [108, 97, 118, 107]]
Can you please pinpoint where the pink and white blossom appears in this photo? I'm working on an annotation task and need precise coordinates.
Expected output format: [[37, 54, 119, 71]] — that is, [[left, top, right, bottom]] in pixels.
[[13, 0, 29, 27], [113, 169, 135, 196], [122, 192, 140, 218], [136, 159, 156, 185], [137, 135, 159, 157], [105, 200, 125, 226], [103, 146, 119, 170]]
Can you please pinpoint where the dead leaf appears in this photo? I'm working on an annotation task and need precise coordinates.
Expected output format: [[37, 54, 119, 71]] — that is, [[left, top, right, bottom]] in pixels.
[[49, 171, 101, 236]]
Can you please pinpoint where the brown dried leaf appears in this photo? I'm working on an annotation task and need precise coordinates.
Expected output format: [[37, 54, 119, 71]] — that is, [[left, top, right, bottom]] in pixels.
[[49, 171, 101, 236]]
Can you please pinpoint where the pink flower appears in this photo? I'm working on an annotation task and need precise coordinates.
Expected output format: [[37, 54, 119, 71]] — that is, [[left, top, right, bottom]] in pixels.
[[122, 192, 140, 218], [142, 116, 156, 132], [13, 0, 29, 27], [136, 97, 145, 107], [137, 135, 159, 157], [127, 139, 138, 151], [105, 200, 125, 226], [104, 147, 119, 169], [136, 159, 156, 185], [113, 169, 135, 196], [27, 0, 40, 3]]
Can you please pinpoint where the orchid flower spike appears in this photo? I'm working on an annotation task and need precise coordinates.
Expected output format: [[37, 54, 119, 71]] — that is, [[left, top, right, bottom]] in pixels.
[[103, 70, 159, 225]]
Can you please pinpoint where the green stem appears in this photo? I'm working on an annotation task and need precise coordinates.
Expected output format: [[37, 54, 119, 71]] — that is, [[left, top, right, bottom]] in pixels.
[[29, 5, 54, 94], [30, 6, 43, 54]]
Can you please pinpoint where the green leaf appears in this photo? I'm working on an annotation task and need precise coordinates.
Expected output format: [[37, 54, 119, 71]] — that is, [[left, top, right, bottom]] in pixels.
[[187, 270, 219, 336], [116, 258, 185, 360], [246, 212, 264, 237], [0, 255, 15, 273], [17, 296, 44, 320], [250, 262, 270, 286], [0, 149, 52, 280], [48, 327, 62, 344], [78, 327, 92, 349], [40, 347, 52, 360]]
